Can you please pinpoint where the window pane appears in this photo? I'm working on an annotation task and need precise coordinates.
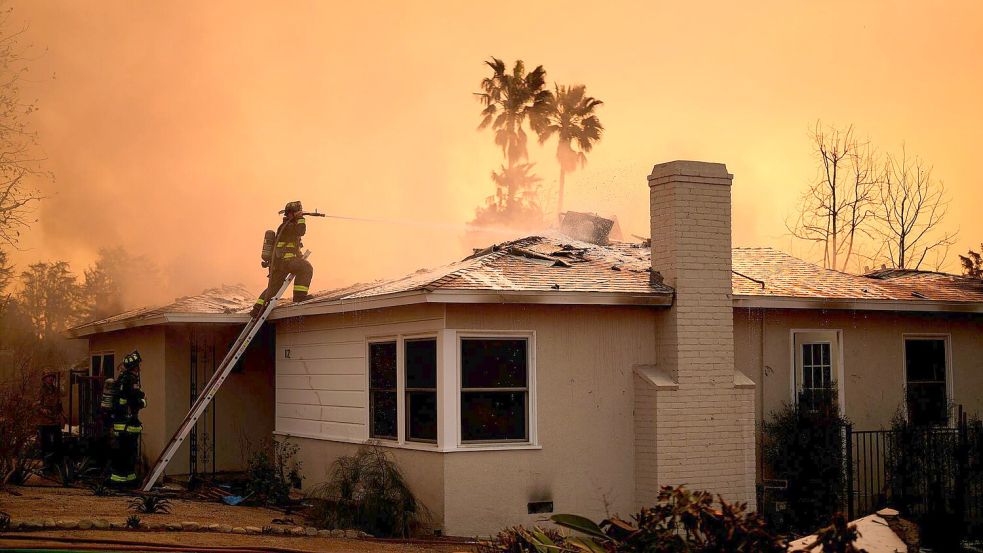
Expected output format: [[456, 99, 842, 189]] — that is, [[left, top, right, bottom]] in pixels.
[[91, 356, 100, 376], [905, 339, 946, 382], [406, 339, 437, 389], [102, 354, 115, 377], [370, 391, 397, 439], [406, 391, 437, 442], [369, 342, 397, 389], [907, 383, 948, 426], [461, 339, 527, 388], [461, 391, 527, 441]]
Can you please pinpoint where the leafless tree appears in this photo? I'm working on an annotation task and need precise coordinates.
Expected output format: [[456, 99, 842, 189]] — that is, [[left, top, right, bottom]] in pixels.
[[788, 122, 879, 272], [874, 146, 957, 270], [0, 4, 49, 247]]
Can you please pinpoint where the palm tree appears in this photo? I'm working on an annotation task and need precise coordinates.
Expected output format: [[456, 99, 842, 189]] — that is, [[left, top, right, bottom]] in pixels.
[[540, 84, 603, 215], [475, 58, 551, 170]]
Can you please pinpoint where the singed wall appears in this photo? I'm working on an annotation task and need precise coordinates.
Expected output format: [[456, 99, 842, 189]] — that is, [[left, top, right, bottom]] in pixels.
[[734, 307, 983, 431]]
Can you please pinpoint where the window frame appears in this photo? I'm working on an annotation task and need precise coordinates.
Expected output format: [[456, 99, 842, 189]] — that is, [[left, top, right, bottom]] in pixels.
[[902, 334, 953, 427], [90, 351, 115, 378], [364, 332, 441, 448], [404, 336, 438, 444], [789, 329, 845, 415], [455, 330, 537, 448], [366, 338, 399, 442]]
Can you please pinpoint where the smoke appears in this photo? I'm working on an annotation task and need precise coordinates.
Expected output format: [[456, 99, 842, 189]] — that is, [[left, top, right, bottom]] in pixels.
[[4, 0, 982, 310]]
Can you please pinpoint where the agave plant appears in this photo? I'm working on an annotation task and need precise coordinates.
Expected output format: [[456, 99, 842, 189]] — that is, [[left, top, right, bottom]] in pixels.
[[128, 493, 172, 514], [125, 514, 141, 529]]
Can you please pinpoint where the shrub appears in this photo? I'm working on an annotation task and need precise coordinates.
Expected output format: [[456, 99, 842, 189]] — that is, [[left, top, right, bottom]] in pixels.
[[125, 515, 141, 529], [762, 388, 849, 533], [245, 438, 302, 506], [305, 445, 429, 538], [128, 493, 172, 514], [0, 368, 43, 487], [538, 485, 786, 553], [0, 510, 9, 531], [797, 512, 866, 553]]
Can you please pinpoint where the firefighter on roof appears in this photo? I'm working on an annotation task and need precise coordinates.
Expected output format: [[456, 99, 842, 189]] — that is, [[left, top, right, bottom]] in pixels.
[[109, 350, 146, 487], [250, 200, 314, 318]]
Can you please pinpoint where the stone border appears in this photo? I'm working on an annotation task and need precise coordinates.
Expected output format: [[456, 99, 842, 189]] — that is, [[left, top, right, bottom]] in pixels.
[[2, 518, 369, 538]]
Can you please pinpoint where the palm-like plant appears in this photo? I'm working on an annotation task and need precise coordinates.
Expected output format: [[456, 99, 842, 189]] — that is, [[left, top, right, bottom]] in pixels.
[[540, 85, 603, 215], [475, 58, 551, 169]]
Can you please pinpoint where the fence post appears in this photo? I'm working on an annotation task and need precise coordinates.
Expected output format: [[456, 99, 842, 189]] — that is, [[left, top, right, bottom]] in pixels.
[[846, 423, 854, 521]]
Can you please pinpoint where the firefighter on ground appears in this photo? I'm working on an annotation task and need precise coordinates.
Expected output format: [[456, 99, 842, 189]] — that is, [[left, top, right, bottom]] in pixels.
[[109, 351, 146, 487], [36, 371, 64, 473], [250, 200, 314, 318]]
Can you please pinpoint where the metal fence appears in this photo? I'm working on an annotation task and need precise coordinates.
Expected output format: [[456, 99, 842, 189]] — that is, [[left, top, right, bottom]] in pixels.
[[846, 407, 983, 529]]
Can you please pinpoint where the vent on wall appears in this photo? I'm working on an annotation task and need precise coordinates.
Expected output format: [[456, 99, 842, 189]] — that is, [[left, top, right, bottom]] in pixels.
[[527, 501, 554, 514]]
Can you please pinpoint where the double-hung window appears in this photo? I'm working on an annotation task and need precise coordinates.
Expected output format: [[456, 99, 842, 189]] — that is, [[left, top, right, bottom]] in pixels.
[[904, 337, 949, 426], [368, 341, 397, 440], [799, 342, 833, 411], [405, 338, 437, 443], [460, 338, 529, 443]]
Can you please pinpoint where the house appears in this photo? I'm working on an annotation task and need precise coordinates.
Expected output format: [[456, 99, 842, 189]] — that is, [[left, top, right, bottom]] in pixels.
[[68, 160, 983, 536]]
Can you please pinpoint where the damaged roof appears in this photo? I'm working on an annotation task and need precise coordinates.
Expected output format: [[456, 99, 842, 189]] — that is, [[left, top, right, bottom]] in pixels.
[[68, 284, 254, 338], [273, 235, 674, 318], [71, 239, 983, 337], [732, 247, 983, 308]]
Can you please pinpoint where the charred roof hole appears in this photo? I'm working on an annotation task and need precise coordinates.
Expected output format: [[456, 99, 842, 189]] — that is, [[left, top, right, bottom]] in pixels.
[[508, 246, 571, 268]]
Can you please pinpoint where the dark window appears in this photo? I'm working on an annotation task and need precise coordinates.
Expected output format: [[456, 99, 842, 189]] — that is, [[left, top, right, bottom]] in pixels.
[[91, 353, 115, 378], [905, 338, 948, 426], [799, 343, 833, 411], [369, 341, 397, 439], [405, 339, 437, 442], [461, 338, 528, 442]]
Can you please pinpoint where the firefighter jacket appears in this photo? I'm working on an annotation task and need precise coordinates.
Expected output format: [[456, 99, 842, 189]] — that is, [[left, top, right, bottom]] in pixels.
[[273, 216, 306, 263], [37, 382, 63, 426], [111, 369, 146, 434]]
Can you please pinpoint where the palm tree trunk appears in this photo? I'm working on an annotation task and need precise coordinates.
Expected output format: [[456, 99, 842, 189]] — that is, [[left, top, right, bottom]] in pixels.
[[558, 168, 566, 221]]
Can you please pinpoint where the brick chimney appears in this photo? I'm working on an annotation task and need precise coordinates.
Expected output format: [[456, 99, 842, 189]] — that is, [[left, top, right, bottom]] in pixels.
[[634, 160, 756, 508]]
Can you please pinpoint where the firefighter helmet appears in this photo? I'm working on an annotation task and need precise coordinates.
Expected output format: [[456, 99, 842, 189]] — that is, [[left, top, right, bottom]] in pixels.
[[122, 350, 142, 369], [279, 201, 303, 215]]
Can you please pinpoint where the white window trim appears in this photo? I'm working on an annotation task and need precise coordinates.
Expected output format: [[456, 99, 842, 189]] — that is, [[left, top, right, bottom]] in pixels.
[[90, 351, 115, 377], [788, 329, 845, 416], [454, 330, 538, 450], [901, 333, 954, 426], [364, 332, 441, 449]]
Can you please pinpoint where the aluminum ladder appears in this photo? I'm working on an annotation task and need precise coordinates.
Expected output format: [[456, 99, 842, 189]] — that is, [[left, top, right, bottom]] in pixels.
[[141, 252, 309, 491]]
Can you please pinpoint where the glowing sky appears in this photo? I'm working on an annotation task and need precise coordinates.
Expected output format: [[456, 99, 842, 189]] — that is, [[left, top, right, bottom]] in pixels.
[[8, 0, 983, 305]]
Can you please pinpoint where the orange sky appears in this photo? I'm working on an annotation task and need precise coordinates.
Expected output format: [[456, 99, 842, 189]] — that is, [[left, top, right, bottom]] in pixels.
[[7, 0, 983, 306]]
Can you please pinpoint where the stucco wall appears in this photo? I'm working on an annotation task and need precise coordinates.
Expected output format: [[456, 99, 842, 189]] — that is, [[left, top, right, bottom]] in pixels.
[[86, 323, 275, 477], [442, 304, 657, 535], [163, 324, 275, 474], [734, 307, 983, 431], [87, 327, 166, 470]]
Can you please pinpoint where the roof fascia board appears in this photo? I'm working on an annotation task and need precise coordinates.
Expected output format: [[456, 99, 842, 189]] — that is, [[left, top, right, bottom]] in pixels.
[[67, 313, 250, 338], [734, 295, 983, 313], [271, 289, 673, 319]]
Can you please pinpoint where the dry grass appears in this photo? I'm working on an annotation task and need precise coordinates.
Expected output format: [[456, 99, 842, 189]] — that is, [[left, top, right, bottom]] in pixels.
[[0, 484, 473, 553]]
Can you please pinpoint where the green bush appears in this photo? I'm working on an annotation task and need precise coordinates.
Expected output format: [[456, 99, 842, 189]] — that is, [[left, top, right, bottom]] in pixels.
[[478, 526, 565, 553], [305, 445, 429, 538], [245, 438, 302, 506], [762, 389, 849, 533]]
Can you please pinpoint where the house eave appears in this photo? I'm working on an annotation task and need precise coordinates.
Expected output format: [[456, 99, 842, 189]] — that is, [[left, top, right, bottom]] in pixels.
[[67, 313, 250, 339], [733, 295, 983, 313], [271, 289, 673, 319]]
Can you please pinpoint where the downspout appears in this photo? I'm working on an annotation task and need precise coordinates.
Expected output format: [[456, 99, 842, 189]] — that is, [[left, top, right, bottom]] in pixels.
[[759, 307, 766, 483]]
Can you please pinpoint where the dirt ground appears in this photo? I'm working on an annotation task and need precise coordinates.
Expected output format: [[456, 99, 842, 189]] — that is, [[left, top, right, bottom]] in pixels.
[[0, 484, 474, 553]]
